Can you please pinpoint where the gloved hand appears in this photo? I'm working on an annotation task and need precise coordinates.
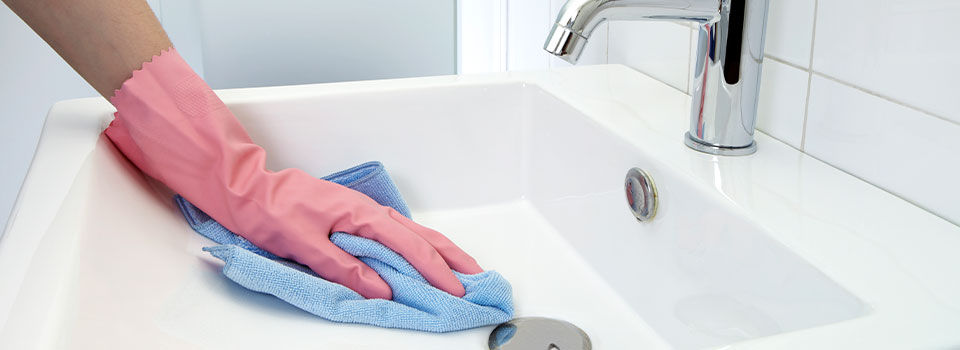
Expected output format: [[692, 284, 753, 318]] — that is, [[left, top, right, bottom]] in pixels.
[[104, 47, 482, 299]]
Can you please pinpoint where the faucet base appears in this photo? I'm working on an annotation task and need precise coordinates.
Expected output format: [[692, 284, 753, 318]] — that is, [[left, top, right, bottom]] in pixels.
[[684, 132, 757, 156]]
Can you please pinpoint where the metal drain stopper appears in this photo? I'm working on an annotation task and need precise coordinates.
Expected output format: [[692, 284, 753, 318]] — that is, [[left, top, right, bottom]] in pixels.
[[624, 167, 658, 222], [488, 317, 591, 350]]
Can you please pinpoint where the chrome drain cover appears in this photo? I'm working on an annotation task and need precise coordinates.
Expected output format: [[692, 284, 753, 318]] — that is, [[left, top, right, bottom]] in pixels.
[[625, 167, 658, 222], [488, 317, 591, 350]]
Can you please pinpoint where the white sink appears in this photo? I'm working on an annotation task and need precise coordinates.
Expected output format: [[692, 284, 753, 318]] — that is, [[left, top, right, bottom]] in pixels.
[[2, 65, 958, 349]]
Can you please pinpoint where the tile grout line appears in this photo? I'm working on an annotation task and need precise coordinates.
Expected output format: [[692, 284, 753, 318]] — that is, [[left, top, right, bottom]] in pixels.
[[759, 130, 804, 153], [763, 55, 960, 130], [764, 55, 960, 129], [812, 71, 960, 127], [799, 0, 819, 151], [801, 151, 959, 226], [763, 55, 806, 71], [605, 19, 610, 63]]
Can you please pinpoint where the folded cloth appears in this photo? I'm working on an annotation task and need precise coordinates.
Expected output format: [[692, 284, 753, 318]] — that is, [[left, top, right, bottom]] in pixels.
[[174, 161, 513, 332]]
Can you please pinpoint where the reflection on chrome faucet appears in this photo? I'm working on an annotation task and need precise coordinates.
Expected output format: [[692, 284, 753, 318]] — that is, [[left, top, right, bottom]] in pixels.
[[544, 0, 771, 156]]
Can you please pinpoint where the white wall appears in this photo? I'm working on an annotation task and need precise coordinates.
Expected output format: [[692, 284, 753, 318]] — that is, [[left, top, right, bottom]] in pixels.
[[196, 1, 456, 89], [0, 6, 98, 232], [479, 0, 959, 225]]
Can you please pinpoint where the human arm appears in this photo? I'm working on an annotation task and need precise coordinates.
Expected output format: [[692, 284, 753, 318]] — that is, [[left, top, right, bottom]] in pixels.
[[3, 0, 171, 98]]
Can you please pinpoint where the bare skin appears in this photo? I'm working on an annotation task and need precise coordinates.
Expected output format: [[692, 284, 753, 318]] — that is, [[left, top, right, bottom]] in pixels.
[[2, 0, 172, 98]]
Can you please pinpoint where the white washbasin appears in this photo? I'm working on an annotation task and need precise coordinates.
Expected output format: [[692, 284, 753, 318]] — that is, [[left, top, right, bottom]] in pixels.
[[1, 65, 958, 349]]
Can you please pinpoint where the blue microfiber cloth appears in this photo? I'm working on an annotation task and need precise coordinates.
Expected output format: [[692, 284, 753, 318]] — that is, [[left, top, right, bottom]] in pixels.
[[174, 161, 513, 332]]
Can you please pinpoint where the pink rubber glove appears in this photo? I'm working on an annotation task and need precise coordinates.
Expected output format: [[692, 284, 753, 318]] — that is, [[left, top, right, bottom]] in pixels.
[[104, 48, 482, 299]]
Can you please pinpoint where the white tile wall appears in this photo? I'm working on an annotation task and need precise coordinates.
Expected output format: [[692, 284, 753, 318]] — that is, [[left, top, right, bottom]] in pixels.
[[499, 0, 695, 89], [813, 0, 960, 124], [764, 0, 816, 67], [459, 0, 507, 74], [496, 0, 960, 224], [608, 22, 691, 92], [805, 76, 960, 223], [506, 0, 551, 71], [756, 60, 808, 149]]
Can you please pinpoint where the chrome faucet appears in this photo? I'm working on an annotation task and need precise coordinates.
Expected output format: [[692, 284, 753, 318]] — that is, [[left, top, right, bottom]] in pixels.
[[544, 0, 770, 155]]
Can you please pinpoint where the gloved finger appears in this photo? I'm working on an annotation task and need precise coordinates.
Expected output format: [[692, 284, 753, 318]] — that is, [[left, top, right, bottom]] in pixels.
[[301, 239, 393, 300], [389, 209, 483, 275], [354, 214, 466, 298]]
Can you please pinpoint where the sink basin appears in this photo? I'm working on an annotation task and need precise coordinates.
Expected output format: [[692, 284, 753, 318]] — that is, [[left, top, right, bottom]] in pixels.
[[2, 65, 958, 349]]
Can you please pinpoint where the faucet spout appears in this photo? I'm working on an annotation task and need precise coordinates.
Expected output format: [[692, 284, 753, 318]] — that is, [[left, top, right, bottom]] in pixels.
[[544, 0, 770, 156], [544, 0, 721, 63]]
